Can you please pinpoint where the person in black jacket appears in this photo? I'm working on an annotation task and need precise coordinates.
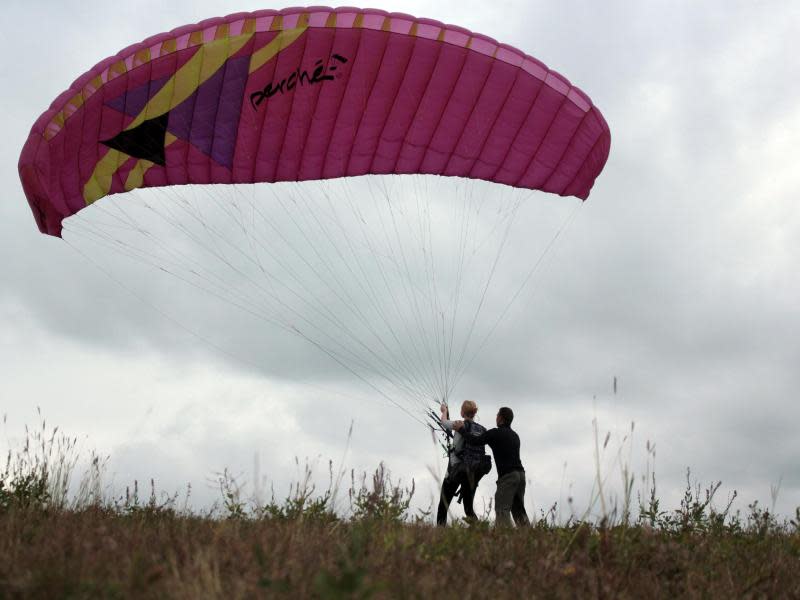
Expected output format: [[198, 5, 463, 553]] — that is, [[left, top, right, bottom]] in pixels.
[[436, 400, 488, 526], [454, 406, 529, 527]]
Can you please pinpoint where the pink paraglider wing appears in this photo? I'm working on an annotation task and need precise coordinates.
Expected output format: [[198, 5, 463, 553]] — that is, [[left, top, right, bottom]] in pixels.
[[18, 7, 611, 237]]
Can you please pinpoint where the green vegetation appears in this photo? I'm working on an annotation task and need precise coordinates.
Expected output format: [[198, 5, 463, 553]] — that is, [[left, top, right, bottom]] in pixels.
[[1, 415, 798, 598]]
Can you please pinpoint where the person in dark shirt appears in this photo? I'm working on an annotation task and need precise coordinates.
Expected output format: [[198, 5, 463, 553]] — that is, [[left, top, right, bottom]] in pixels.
[[454, 406, 530, 527], [436, 399, 485, 526]]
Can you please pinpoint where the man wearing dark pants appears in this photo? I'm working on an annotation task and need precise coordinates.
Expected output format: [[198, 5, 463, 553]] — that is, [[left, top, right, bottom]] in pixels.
[[455, 406, 530, 527]]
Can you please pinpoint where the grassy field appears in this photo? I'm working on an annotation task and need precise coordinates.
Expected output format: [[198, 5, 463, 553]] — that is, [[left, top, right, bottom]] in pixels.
[[2, 418, 799, 598]]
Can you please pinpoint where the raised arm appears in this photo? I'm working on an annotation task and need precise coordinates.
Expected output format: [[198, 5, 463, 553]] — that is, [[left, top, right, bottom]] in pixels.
[[437, 401, 457, 432]]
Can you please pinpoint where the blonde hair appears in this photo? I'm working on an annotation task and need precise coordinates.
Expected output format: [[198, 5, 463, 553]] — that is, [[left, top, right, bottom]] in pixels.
[[461, 400, 478, 419]]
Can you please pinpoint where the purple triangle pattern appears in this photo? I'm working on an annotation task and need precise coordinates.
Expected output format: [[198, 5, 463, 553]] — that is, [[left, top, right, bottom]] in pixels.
[[166, 55, 251, 169], [104, 54, 250, 170], [106, 76, 171, 117]]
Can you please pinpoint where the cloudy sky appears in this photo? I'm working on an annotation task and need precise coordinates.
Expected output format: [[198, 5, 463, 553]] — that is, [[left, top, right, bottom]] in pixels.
[[2, 0, 799, 520]]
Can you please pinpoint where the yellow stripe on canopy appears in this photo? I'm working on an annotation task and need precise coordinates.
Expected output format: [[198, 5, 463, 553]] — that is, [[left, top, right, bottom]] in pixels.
[[249, 27, 307, 74], [83, 28, 307, 205], [131, 33, 254, 128]]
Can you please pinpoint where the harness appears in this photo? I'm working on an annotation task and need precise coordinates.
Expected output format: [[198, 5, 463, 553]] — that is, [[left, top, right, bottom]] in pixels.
[[449, 420, 492, 502]]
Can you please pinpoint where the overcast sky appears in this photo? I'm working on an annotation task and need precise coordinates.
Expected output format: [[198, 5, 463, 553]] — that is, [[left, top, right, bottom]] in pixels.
[[2, 0, 799, 520]]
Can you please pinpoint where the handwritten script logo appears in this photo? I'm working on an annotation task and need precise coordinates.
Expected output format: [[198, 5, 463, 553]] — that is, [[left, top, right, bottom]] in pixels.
[[250, 54, 348, 110]]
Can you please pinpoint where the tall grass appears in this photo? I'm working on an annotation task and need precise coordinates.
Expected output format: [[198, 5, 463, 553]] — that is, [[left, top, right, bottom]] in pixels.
[[1, 409, 107, 512], [1, 414, 799, 598]]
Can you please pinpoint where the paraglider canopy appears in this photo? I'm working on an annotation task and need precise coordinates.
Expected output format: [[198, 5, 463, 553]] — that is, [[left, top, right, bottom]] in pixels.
[[18, 6, 610, 238]]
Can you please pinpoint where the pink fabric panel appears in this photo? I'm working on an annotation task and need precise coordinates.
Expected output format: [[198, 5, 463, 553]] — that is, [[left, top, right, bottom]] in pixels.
[[543, 109, 602, 195], [563, 110, 611, 199], [46, 128, 69, 218], [323, 29, 389, 178], [419, 49, 494, 174], [252, 32, 311, 183], [186, 143, 213, 185], [445, 59, 518, 176], [493, 82, 565, 186], [275, 28, 336, 180], [395, 43, 469, 174], [519, 97, 586, 190], [297, 28, 362, 180], [346, 31, 416, 176], [468, 73, 543, 181], [370, 36, 441, 174], [59, 98, 86, 216]]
